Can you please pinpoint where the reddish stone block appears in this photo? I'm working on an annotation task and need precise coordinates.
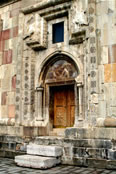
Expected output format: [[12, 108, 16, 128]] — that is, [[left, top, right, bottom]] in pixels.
[[8, 105, 15, 118], [2, 51, 7, 64], [3, 29, 10, 40], [0, 32, 3, 41], [12, 75, 16, 89], [7, 49, 12, 64], [0, 40, 5, 52], [0, 41, 2, 52], [2, 49, 12, 64], [10, 8, 19, 18], [1, 92, 7, 105], [13, 26, 18, 37]]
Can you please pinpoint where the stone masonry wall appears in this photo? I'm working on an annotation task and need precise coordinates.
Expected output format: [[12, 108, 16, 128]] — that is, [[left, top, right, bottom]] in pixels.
[[0, 1, 21, 123], [96, 0, 116, 125]]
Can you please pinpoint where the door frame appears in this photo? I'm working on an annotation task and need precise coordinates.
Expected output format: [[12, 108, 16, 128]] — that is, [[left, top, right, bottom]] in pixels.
[[44, 80, 79, 132]]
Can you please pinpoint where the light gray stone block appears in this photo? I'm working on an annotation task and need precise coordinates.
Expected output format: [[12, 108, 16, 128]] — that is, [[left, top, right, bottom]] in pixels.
[[27, 144, 63, 157], [15, 155, 60, 169]]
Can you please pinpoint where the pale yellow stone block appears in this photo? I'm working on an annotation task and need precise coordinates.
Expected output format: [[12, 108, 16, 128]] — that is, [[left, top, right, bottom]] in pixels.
[[1, 105, 8, 118], [0, 66, 5, 79], [9, 39, 13, 49], [104, 63, 116, 82], [7, 92, 15, 105], [101, 46, 108, 64]]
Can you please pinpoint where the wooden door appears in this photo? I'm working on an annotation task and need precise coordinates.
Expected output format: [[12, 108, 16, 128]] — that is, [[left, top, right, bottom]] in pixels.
[[54, 85, 75, 128]]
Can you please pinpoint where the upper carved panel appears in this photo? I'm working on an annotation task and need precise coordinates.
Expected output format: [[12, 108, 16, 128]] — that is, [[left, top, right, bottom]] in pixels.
[[22, 0, 88, 49], [23, 13, 47, 50], [45, 59, 78, 82], [70, 0, 88, 33]]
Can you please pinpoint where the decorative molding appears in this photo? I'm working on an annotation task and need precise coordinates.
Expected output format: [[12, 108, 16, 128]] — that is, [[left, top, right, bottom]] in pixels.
[[0, 0, 21, 8], [21, 0, 71, 14], [0, 118, 15, 126]]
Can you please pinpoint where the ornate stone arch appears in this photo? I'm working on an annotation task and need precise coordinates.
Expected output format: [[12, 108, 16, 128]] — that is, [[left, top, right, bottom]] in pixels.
[[38, 51, 83, 86], [36, 52, 84, 128]]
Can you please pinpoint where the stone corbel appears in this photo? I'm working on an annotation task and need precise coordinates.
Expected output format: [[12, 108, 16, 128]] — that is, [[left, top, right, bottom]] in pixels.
[[69, 30, 86, 45]]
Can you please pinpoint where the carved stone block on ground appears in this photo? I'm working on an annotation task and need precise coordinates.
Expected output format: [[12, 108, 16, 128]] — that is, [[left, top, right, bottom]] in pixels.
[[15, 155, 61, 169]]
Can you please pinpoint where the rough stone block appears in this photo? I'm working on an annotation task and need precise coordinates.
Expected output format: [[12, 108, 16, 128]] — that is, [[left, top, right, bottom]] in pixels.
[[107, 160, 116, 169], [104, 117, 116, 127], [108, 150, 116, 160], [86, 158, 107, 169], [27, 144, 63, 157], [10, 8, 19, 18], [15, 155, 60, 169], [62, 156, 87, 167]]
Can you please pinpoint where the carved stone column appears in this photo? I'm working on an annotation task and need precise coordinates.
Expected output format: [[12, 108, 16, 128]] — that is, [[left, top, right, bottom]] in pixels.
[[36, 87, 43, 121], [74, 83, 83, 127], [78, 85, 83, 121]]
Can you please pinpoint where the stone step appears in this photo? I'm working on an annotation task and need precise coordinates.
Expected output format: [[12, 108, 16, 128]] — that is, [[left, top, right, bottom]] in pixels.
[[27, 144, 63, 157], [34, 136, 64, 146], [49, 128, 65, 137], [15, 155, 61, 169], [34, 136, 112, 149]]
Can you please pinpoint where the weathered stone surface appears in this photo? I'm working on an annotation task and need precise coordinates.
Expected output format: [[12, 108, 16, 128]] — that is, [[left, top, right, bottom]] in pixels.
[[27, 144, 63, 157], [86, 158, 107, 169], [104, 117, 116, 127], [108, 150, 116, 160], [15, 155, 60, 169]]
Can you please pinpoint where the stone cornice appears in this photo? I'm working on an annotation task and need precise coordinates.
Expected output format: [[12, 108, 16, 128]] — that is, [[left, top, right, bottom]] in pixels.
[[21, 0, 71, 14], [0, 0, 21, 8]]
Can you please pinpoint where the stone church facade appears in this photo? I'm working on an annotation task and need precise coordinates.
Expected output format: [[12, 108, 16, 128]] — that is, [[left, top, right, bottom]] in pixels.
[[0, 0, 116, 168]]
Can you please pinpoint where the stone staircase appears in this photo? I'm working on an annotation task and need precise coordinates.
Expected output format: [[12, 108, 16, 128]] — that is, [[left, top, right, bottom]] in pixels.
[[15, 143, 63, 169]]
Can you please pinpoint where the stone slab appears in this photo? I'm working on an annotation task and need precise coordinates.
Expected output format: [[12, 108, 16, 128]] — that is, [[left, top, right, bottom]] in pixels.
[[27, 144, 63, 157], [15, 155, 60, 169]]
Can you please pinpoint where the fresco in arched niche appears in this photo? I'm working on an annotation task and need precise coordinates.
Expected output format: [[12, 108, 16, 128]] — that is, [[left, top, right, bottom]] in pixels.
[[45, 60, 78, 81]]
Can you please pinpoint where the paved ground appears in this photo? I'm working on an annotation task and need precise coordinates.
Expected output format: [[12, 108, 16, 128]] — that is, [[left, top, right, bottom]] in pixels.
[[0, 158, 116, 174]]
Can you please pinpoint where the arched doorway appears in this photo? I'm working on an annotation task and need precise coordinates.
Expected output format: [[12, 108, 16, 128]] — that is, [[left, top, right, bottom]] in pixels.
[[40, 54, 79, 130]]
